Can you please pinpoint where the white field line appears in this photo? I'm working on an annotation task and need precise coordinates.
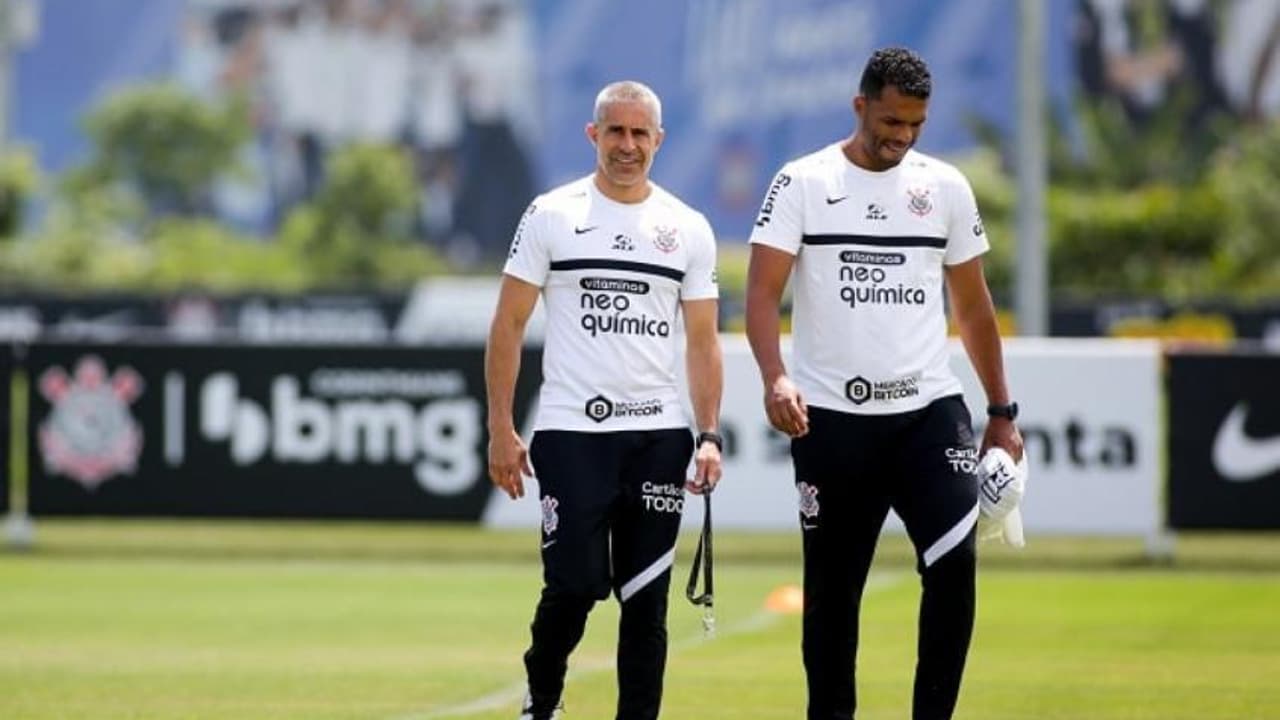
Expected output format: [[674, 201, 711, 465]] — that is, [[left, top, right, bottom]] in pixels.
[[400, 572, 905, 720]]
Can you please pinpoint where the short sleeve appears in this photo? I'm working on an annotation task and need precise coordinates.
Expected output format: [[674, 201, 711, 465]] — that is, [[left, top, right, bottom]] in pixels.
[[502, 200, 551, 286], [748, 166, 804, 255], [942, 171, 990, 266], [681, 214, 719, 301]]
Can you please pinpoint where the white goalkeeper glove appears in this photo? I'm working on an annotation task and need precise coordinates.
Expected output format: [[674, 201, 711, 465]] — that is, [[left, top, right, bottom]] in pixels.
[[976, 446, 1028, 548]]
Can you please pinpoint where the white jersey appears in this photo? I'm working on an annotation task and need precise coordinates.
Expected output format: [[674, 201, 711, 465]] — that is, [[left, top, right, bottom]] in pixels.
[[749, 144, 988, 415], [504, 176, 719, 432]]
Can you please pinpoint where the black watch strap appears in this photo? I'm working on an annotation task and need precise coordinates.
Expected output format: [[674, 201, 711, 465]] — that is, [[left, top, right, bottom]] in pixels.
[[696, 430, 724, 451], [987, 402, 1019, 421]]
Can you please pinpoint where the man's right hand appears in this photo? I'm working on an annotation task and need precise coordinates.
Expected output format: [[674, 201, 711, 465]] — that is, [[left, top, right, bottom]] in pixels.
[[764, 374, 809, 438], [488, 427, 533, 499]]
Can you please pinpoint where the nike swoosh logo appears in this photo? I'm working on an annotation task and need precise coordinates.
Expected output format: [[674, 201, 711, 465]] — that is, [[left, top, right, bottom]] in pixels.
[[574, 226, 598, 234], [1212, 403, 1280, 482], [541, 539, 557, 549], [801, 522, 818, 530], [825, 196, 848, 205]]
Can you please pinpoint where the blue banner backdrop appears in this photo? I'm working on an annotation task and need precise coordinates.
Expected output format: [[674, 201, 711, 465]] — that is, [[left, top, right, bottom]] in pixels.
[[16, 0, 1077, 243], [529, 0, 1076, 237]]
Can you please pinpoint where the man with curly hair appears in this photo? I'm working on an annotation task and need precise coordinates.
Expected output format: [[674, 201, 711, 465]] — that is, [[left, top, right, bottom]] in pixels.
[[745, 47, 1024, 720]]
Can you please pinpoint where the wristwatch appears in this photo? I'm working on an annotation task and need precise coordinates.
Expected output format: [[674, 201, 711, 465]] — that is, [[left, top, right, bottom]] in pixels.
[[696, 430, 724, 452], [987, 402, 1019, 421]]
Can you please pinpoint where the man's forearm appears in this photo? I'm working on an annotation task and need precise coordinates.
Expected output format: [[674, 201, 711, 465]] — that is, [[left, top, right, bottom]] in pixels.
[[686, 339, 723, 432], [957, 309, 1009, 406], [746, 289, 786, 384], [485, 321, 523, 433], [948, 261, 1011, 406]]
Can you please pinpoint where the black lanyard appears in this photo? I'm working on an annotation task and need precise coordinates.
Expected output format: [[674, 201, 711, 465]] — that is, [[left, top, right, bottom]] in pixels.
[[684, 492, 714, 636]]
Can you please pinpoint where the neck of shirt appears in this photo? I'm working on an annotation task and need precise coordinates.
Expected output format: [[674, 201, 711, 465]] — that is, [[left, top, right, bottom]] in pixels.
[[591, 175, 653, 208], [840, 139, 906, 176]]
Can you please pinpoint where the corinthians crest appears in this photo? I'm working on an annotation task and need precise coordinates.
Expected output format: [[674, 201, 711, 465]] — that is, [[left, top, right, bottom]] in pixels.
[[652, 225, 679, 253], [797, 481, 820, 518], [541, 495, 560, 534], [906, 186, 933, 217], [38, 356, 145, 491]]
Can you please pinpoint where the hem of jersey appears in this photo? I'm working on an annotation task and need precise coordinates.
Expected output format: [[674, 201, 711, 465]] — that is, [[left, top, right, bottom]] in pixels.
[[747, 235, 800, 255], [681, 291, 719, 301], [502, 267, 545, 288], [942, 244, 989, 267], [533, 423, 692, 433], [805, 389, 964, 417], [532, 415, 691, 433]]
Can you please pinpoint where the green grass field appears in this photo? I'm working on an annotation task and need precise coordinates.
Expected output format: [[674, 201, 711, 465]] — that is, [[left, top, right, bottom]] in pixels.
[[2, 521, 1279, 719]]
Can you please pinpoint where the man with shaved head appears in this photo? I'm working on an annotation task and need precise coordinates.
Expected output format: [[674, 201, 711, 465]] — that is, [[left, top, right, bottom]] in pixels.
[[486, 80, 724, 720]]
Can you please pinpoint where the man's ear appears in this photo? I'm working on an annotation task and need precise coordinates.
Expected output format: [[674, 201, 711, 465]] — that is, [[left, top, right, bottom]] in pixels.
[[585, 122, 598, 145], [653, 127, 665, 153]]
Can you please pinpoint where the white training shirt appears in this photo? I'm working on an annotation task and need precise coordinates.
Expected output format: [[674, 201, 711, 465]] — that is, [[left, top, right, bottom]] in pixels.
[[504, 176, 719, 432], [749, 144, 988, 415]]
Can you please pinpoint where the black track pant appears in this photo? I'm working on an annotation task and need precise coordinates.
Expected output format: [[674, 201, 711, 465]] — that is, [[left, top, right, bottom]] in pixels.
[[792, 396, 979, 720], [522, 428, 693, 720]]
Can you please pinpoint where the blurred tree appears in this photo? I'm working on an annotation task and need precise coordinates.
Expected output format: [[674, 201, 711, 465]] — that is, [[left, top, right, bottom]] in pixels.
[[971, 89, 1235, 192], [1208, 119, 1280, 295], [0, 86, 450, 292], [948, 147, 1224, 302], [2, 195, 149, 290], [1048, 181, 1223, 298], [278, 143, 446, 289], [0, 148, 38, 238], [964, 73, 1240, 301], [1051, 93, 1234, 189], [72, 84, 251, 220], [144, 218, 306, 292], [951, 149, 1016, 299]]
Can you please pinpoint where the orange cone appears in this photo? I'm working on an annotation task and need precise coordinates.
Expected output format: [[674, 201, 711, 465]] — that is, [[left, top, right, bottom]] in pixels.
[[764, 583, 804, 614]]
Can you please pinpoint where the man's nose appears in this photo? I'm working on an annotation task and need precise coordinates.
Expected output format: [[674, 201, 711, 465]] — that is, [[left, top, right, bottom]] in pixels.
[[618, 132, 637, 151]]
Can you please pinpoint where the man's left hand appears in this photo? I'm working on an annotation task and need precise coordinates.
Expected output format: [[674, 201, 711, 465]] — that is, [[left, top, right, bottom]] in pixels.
[[981, 417, 1024, 462], [687, 442, 722, 495]]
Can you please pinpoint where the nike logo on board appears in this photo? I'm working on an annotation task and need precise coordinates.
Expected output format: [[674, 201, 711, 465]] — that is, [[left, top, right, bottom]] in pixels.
[[574, 226, 598, 234], [825, 196, 848, 205], [1212, 403, 1280, 482]]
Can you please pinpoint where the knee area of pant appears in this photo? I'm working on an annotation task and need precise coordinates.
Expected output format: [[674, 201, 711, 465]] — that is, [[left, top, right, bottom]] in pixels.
[[617, 573, 675, 610], [541, 585, 601, 613], [545, 571, 612, 603], [616, 591, 670, 625], [922, 542, 976, 581]]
